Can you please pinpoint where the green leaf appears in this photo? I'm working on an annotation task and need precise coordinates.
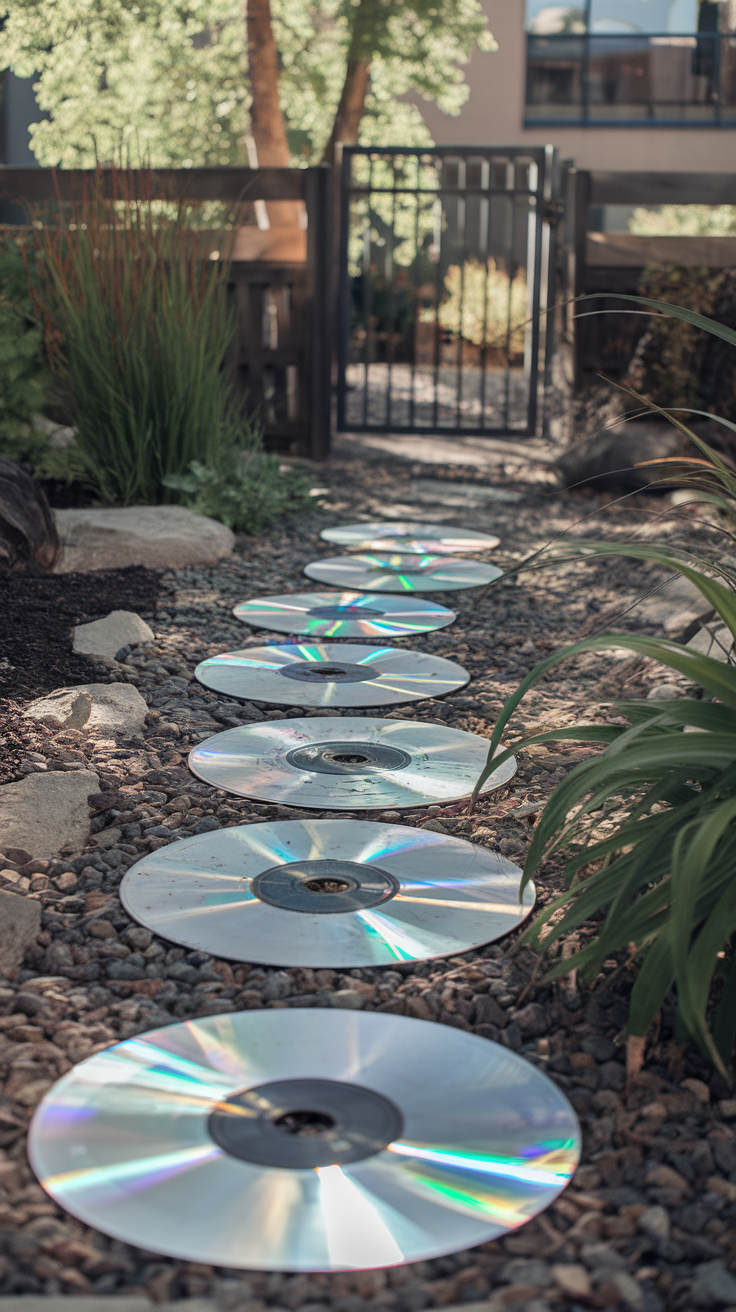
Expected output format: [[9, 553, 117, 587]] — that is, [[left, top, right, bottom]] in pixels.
[[628, 935, 674, 1038], [468, 364, 736, 1071], [713, 952, 736, 1069], [581, 292, 736, 348], [473, 631, 736, 805]]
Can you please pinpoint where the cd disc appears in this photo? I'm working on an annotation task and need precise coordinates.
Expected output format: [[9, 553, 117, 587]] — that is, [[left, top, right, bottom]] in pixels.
[[29, 1009, 581, 1271], [194, 643, 469, 708], [120, 819, 535, 967], [304, 554, 502, 594], [189, 717, 516, 809], [320, 522, 500, 554], [232, 592, 455, 638]]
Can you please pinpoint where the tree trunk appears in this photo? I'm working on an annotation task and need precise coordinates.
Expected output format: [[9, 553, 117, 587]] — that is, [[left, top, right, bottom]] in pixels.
[[245, 0, 290, 167], [245, 0, 302, 229], [321, 57, 372, 166]]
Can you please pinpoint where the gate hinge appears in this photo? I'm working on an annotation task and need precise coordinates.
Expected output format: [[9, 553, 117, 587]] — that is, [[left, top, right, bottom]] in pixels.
[[543, 199, 565, 228]]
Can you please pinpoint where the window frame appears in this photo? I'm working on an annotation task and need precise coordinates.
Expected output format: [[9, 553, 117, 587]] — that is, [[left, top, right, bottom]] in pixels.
[[525, 27, 736, 125]]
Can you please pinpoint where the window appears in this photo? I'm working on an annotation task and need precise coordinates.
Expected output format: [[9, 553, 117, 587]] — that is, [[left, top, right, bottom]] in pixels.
[[525, 0, 736, 122]]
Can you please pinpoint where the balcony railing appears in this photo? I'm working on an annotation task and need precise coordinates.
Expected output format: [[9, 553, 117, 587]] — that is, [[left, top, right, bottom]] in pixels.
[[526, 32, 736, 124]]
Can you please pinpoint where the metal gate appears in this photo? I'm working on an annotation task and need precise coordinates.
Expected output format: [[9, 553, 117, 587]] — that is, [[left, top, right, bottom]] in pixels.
[[336, 144, 557, 437]]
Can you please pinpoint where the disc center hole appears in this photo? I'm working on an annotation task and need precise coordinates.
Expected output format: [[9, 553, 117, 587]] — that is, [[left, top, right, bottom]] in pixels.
[[313, 667, 345, 678], [273, 1109, 336, 1136], [302, 876, 351, 894], [330, 752, 369, 764]]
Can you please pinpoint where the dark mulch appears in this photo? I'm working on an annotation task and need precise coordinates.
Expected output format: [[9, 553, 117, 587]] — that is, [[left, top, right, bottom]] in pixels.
[[0, 565, 162, 700], [36, 478, 97, 509]]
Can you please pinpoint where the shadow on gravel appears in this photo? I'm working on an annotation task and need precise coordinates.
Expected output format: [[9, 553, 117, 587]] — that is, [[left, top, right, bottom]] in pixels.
[[0, 565, 162, 700]]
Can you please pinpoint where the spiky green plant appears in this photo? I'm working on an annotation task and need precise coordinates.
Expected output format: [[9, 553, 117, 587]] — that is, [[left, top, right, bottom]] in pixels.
[[473, 296, 736, 1076], [27, 170, 238, 506]]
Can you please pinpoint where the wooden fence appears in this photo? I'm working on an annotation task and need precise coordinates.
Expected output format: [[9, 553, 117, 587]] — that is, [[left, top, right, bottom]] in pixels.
[[566, 169, 736, 385], [0, 166, 332, 460]]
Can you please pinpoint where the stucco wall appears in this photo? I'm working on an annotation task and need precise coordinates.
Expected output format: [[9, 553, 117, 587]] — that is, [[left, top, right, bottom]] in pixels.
[[414, 0, 736, 171]]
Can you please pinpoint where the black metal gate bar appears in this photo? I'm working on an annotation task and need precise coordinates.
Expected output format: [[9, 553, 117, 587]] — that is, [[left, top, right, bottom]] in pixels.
[[337, 144, 555, 438]]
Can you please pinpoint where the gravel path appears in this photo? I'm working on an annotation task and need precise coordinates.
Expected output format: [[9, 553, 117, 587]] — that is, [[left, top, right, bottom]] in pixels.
[[0, 445, 735, 1311]]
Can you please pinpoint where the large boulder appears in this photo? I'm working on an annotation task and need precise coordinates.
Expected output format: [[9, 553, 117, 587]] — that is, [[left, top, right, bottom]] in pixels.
[[557, 424, 681, 493], [72, 609, 154, 661], [0, 770, 99, 859], [0, 457, 60, 572], [54, 505, 234, 572]]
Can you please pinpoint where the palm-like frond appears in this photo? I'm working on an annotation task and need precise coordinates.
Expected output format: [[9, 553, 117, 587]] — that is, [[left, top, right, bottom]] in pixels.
[[472, 295, 736, 1074]]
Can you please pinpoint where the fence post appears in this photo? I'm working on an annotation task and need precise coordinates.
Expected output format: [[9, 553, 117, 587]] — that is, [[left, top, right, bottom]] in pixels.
[[572, 168, 591, 391], [305, 165, 332, 461]]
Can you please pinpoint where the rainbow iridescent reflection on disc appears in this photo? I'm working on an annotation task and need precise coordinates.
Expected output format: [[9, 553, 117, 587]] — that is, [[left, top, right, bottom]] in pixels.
[[120, 819, 535, 967], [232, 591, 456, 638], [188, 717, 517, 810], [194, 642, 469, 707], [320, 522, 500, 555], [29, 1009, 581, 1271], [304, 554, 502, 594]]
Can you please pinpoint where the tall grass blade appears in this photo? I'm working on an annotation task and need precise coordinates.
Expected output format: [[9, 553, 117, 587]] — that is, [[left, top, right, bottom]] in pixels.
[[27, 168, 239, 505]]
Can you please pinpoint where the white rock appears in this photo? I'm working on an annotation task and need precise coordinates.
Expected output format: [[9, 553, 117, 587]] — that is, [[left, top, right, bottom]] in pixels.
[[73, 610, 154, 661], [0, 889, 42, 975], [95, 825, 122, 850], [646, 683, 683, 701], [637, 1204, 671, 1241], [329, 989, 366, 1009], [551, 1265, 592, 1300], [0, 770, 99, 859], [410, 478, 522, 505], [25, 688, 93, 730], [630, 574, 713, 636], [670, 488, 710, 507], [25, 683, 148, 736], [55, 505, 234, 572], [687, 620, 734, 662], [607, 1271, 645, 1312], [32, 412, 76, 448]]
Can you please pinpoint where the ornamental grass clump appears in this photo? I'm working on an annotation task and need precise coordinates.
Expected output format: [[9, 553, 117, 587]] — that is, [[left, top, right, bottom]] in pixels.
[[473, 296, 736, 1077], [28, 171, 238, 506]]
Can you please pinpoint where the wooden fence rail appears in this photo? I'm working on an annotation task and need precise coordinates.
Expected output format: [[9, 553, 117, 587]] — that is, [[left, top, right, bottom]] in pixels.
[[0, 166, 310, 203]]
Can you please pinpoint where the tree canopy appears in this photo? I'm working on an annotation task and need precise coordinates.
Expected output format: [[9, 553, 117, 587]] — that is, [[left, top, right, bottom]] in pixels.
[[0, 0, 496, 168]]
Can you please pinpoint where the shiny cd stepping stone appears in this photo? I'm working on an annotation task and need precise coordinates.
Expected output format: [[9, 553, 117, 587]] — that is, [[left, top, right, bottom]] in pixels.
[[232, 591, 456, 638], [304, 553, 502, 593]]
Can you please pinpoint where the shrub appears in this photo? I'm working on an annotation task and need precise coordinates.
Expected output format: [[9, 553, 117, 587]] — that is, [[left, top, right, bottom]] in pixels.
[[474, 298, 736, 1075], [163, 434, 321, 535], [0, 235, 48, 465], [433, 258, 528, 358], [629, 265, 736, 429], [629, 205, 736, 236], [27, 170, 239, 506]]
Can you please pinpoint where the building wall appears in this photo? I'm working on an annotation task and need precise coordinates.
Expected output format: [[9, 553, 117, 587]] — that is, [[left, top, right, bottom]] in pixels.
[[416, 0, 736, 169], [3, 72, 40, 166]]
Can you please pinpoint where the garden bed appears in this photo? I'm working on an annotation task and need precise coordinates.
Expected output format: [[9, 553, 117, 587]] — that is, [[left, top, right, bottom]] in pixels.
[[0, 444, 733, 1312], [0, 566, 161, 703]]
